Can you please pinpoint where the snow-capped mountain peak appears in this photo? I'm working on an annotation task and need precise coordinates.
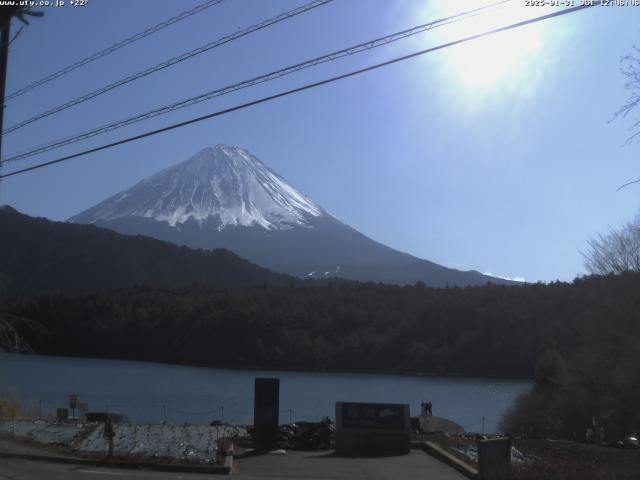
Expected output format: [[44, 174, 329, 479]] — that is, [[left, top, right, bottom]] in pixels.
[[70, 144, 328, 230], [69, 144, 515, 287]]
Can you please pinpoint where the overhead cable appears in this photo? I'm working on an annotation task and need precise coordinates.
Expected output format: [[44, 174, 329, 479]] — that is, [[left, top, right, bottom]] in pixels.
[[5, 0, 226, 102], [0, 4, 595, 180], [2, 0, 334, 136], [1, 0, 512, 162]]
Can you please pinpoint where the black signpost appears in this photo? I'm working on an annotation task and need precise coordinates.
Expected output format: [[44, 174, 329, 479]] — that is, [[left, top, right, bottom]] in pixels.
[[253, 378, 280, 451]]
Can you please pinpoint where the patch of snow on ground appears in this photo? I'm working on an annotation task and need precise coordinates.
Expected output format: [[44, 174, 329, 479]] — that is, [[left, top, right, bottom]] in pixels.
[[452, 443, 529, 464], [0, 420, 82, 446], [0, 420, 247, 463]]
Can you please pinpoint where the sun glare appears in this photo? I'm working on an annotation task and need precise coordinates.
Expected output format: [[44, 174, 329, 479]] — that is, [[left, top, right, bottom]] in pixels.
[[419, 1, 555, 91]]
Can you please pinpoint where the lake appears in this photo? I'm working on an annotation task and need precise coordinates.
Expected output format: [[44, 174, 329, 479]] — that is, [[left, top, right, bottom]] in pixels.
[[0, 353, 531, 433]]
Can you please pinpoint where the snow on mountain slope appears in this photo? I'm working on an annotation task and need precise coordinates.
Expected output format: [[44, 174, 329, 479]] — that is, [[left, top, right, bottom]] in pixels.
[[70, 144, 514, 287], [70, 144, 327, 230]]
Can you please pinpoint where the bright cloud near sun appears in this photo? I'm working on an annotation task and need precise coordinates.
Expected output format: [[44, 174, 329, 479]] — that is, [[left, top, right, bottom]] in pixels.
[[411, 0, 562, 93]]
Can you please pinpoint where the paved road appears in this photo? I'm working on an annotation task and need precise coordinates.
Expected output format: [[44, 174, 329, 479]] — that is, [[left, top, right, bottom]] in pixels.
[[234, 450, 468, 479], [0, 459, 215, 480], [0, 452, 468, 480], [0, 451, 469, 480]]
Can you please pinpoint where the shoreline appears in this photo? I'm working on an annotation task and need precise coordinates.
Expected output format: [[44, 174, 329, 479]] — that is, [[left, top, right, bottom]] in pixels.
[[1, 352, 533, 383]]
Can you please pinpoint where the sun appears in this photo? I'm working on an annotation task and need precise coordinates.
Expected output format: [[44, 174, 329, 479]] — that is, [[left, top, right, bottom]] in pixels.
[[416, 1, 555, 91]]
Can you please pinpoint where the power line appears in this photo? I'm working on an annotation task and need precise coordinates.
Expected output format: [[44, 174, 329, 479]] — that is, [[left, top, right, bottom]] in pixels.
[[0, 3, 595, 180], [1, 0, 513, 163], [4, 0, 226, 102], [8, 25, 23, 47], [2, 0, 334, 136]]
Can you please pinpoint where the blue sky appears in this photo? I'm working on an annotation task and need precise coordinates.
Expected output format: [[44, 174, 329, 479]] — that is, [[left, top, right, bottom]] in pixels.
[[1, 0, 639, 282]]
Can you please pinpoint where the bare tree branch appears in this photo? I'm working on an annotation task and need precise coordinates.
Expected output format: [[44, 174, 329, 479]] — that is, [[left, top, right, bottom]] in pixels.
[[617, 178, 640, 191], [0, 314, 45, 353], [610, 46, 640, 190], [0, 275, 45, 353], [583, 218, 640, 275]]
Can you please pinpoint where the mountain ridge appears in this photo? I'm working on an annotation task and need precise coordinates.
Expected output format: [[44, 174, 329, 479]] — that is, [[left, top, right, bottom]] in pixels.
[[70, 145, 514, 287]]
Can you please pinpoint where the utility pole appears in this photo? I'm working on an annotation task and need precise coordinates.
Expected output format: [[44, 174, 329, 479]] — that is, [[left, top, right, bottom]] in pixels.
[[0, 5, 43, 182], [0, 18, 10, 181]]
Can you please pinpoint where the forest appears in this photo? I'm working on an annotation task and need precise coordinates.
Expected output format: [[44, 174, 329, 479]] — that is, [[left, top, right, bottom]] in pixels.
[[3, 272, 638, 379]]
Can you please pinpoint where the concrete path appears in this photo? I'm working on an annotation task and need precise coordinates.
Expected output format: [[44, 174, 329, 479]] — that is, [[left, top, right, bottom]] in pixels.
[[234, 450, 468, 479], [0, 436, 469, 479], [0, 458, 214, 480]]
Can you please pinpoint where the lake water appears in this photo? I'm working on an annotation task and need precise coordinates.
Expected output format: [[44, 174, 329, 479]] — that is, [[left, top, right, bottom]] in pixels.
[[0, 353, 531, 433]]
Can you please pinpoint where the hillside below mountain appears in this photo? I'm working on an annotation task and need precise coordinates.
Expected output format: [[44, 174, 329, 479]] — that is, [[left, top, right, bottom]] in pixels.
[[0, 205, 294, 294]]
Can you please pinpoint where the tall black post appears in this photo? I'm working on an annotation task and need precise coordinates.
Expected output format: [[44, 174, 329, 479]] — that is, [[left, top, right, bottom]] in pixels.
[[0, 20, 9, 163], [253, 378, 279, 451]]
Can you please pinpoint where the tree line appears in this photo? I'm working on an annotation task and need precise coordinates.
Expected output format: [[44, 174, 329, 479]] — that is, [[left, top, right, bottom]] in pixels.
[[4, 272, 640, 383]]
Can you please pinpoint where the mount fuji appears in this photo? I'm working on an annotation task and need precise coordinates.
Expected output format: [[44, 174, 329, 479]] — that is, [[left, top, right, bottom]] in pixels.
[[70, 145, 509, 287]]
